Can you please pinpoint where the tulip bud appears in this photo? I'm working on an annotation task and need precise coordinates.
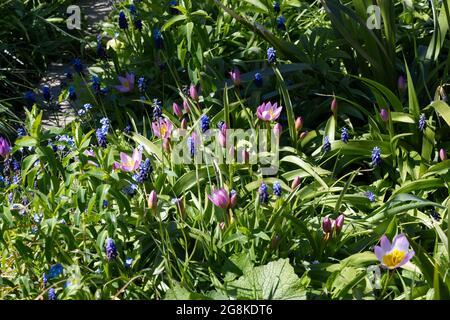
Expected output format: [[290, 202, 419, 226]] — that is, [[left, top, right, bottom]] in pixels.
[[331, 98, 338, 114], [229, 146, 236, 160], [440, 148, 447, 161], [230, 190, 237, 208], [291, 176, 301, 189], [219, 221, 226, 231], [380, 109, 389, 122], [163, 138, 171, 152], [183, 99, 190, 114], [229, 68, 241, 87], [189, 85, 198, 101], [112, 162, 120, 171], [322, 216, 333, 233], [335, 214, 344, 233], [180, 118, 188, 129], [299, 131, 308, 140], [241, 149, 249, 164], [219, 131, 227, 148], [398, 75, 406, 93], [0, 137, 11, 158], [173, 102, 183, 118], [273, 123, 282, 138], [148, 190, 158, 210], [295, 117, 303, 131]]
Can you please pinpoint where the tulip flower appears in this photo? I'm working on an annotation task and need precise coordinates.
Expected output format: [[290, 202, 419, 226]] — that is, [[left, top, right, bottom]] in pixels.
[[180, 118, 188, 130], [273, 123, 282, 138], [0, 137, 11, 158], [152, 118, 173, 139], [256, 102, 282, 122], [183, 100, 191, 114], [440, 148, 447, 161], [331, 98, 338, 114], [291, 176, 301, 189], [148, 190, 157, 210], [299, 131, 308, 140], [189, 85, 198, 100], [114, 72, 135, 93], [229, 68, 241, 87], [173, 102, 183, 118], [380, 109, 389, 122], [322, 216, 333, 234], [218, 123, 228, 148], [335, 214, 344, 232], [374, 234, 415, 269], [119, 148, 142, 172], [208, 188, 235, 209], [295, 117, 303, 131]]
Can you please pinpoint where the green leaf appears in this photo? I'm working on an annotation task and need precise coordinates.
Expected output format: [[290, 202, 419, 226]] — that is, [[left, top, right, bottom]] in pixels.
[[227, 258, 307, 299]]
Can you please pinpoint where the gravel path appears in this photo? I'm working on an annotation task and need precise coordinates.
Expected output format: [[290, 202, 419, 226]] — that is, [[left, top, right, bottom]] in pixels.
[[41, 0, 112, 129]]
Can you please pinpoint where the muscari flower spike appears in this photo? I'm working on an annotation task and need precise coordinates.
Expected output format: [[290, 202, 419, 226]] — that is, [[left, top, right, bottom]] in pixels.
[[118, 11, 128, 29], [72, 58, 83, 74], [341, 127, 349, 143], [267, 47, 277, 64], [273, 181, 282, 197], [48, 288, 57, 300], [201, 115, 210, 133], [322, 136, 331, 153], [365, 191, 376, 202], [254, 72, 263, 87], [419, 113, 426, 131], [259, 182, 269, 204], [372, 146, 381, 167], [105, 238, 118, 261], [276, 16, 286, 30]]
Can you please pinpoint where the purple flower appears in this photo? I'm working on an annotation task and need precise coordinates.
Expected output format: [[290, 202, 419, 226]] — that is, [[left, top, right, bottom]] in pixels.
[[322, 136, 331, 153], [208, 188, 233, 209], [229, 68, 241, 86], [380, 109, 389, 122], [200, 115, 210, 133], [0, 137, 11, 158], [440, 148, 447, 161], [365, 191, 376, 202], [119, 11, 128, 29], [256, 102, 282, 121], [105, 238, 118, 261], [267, 47, 277, 64], [341, 127, 349, 143], [273, 181, 282, 197], [115, 73, 135, 93], [419, 113, 426, 131], [48, 288, 57, 300], [372, 147, 381, 167], [276, 16, 286, 30], [153, 28, 164, 49], [47, 263, 63, 279], [132, 158, 153, 183], [374, 234, 415, 269], [322, 216, 333, 233], [138, 76, 147, 92]]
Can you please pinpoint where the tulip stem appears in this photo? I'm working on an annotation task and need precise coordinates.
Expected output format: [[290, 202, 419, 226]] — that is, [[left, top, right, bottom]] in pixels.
[[380, 270, 395, 299]]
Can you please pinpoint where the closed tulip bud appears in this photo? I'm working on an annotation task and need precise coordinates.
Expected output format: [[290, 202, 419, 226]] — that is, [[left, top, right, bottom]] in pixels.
[[331, 98, 338, 114], [173, 102, 183, 118], [180, 118, 188, 129], [148, 190, 157, 210], [0, 137, 11, 158], [189, 85, 198, 101], [380, 109, 389, 122], [440, 148, 447, 161], [229, 146, 235, 160], [295, 117, 303, 131], [335, 214, 344, 232], [300, 131, 308, 140], [183, 99, 191, 114], [230, 190, 237, 208], [163, 138, 171, 152], [291, 176, 301, 189], [229, 68, 241, 87], [241, 149, 249, 164], [273, 123, 282, 137], [219, 131, 227, 148], [322, 216, 333, 233]]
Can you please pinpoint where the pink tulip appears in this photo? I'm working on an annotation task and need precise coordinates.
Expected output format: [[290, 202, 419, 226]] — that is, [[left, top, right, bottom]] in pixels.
[[152, 118, 173, 139], [331, 98, 338, 114], [114, 73, 135, 93], [148, 190, 158, 210], [183, 100, 191, 114], [241, 149, 249, 163], [173, 102, 183, 118], [273, 123, 282, 137], [440, 148, 447, 161], [291, 176, 301, 189], [295, 117, 303, 131], [219, 123, 228, 147], [256, 102, 282, 122], [380, 109, 389, 122], [322, 216, 333, 233], [180, 118, 188, 130], [119, 148, 142, 172], [335, 214, 344, 232], [163, 138, 171, 152], [229, 68, 241, 86], [208, 188, 234, 209], [189, 85, 198, 100], [398, 75, 406, 92]]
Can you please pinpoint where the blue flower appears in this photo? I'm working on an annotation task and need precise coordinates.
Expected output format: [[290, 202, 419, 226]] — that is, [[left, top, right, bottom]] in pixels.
[[152, 99, 163, 120], [273, 1, 280, 13], [430, 210, 441, 222], [84, 103, 93, 111], [419, 113, 426, 131], [68, 86, 77, 101], [276, 16, 286, 30], [273, 181, 282, 197], [48, 263, 64, 279], [42, 86, 51, 102], [33, 213, 43, 223], [24, 91, 36, 106], [17, 127, 27, 136], [169, 0, 179, 15], [201, 115, 210, 133], [217, 121, 225, 130], [105, 238, 118, 261], [91, 75, 101, 95], [371, 146, 381, 167], [123, 124, 132, 134], [102, 200, 108, 209], [43, 273, 48, 285], [118, 11, 128, 29], [96, 118, 109, 148], [153, 28, 164, 49], [267, 47, 277, 64], [322, 136, 331, 153], [134, 19, 142, 31], [259, 182, 269, 204], [125, 258, 133, 268], [48, 288, 57, 300], [138, 76, 147, 92], [129, 4, 137, 15], [123, 184, 138, 196], [341, 127, 349, 143], [132, 159, 153, 183], [187, 136, 196, 156], [72, 58, 83, 74], [254, 72, 263, 87], [12, 159, 20, 172], [365, 191, 376, 202]]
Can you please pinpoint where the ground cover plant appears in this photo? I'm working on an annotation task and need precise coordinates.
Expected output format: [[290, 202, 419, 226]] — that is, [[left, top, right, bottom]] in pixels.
[[1, 0, 450, 300]]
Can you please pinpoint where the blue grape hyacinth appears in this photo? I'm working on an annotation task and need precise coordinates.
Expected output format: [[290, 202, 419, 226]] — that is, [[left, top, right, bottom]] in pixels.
[[322, 136, 331, 153], [273, 181, 282, 197], [273, 1, 280, 13], [201, 115, 210, 133], [341, 127, 349, 143], [267, 47, 277, 64], [259, 182, 269, 204], [371, 146, 381, 167], [254, 72, 263, 87], [48, 288, 57, 300], [419, 113, 426, 131], [118, 11, 128, 29], [105, 238, 118, 261]]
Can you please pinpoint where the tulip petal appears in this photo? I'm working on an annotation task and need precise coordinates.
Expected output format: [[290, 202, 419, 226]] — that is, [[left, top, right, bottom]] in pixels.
[[397, 250, 415, 268], [374, 246, 385, 263], [380, 235, 391, 252], [391, 233, 409, 253]]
